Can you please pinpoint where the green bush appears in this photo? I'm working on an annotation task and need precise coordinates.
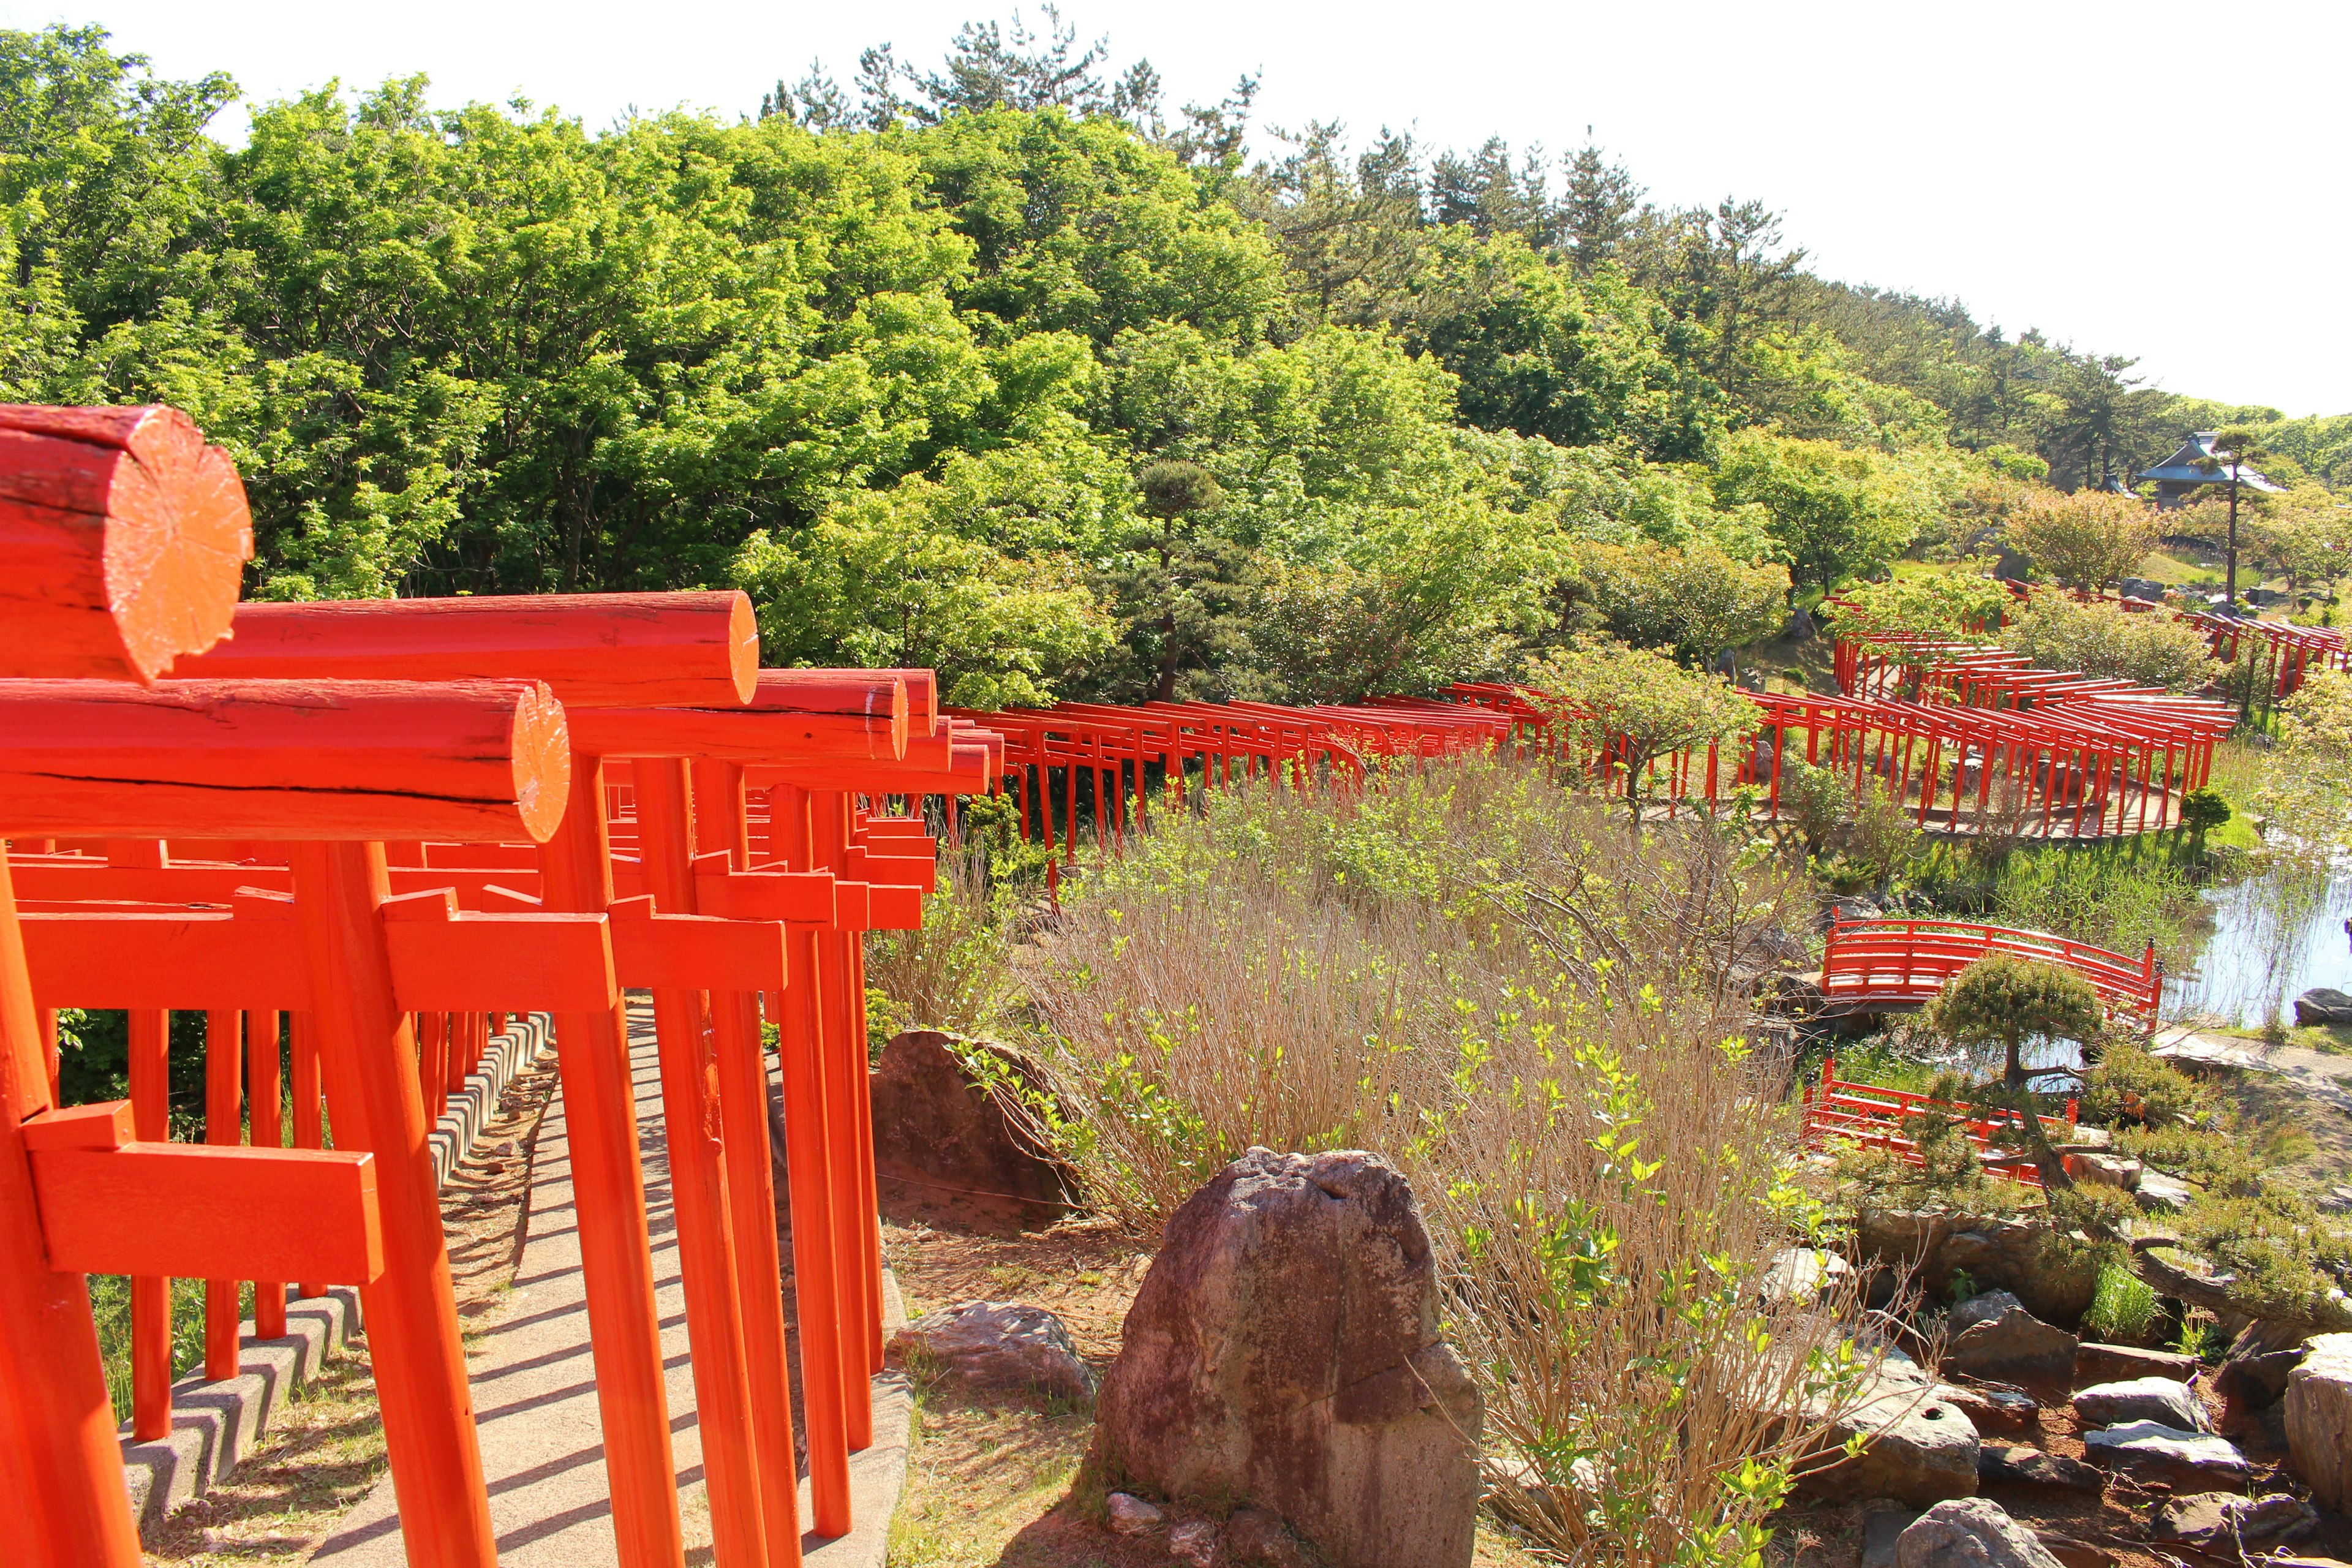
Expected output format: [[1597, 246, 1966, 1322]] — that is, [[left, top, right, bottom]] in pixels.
[[1926, 952, 2102, 1087], [2080, 1042, 2206, 1128], [2082, 1262, 2162, 1345]]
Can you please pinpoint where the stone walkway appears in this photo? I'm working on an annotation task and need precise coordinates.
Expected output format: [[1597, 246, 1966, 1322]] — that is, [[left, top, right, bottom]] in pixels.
[[2154, 1019, 2352, 1112], [313, 1001, 908, 1566]]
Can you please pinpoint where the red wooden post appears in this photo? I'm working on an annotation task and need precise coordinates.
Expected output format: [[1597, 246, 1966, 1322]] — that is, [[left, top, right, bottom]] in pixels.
[[204, 1006, 244, 1379], [249, 1008, 288, 1339], [129, 1006, 172, 1438]]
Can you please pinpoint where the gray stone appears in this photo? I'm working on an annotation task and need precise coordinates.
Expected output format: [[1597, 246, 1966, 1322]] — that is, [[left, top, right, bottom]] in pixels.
[[1107, 1492, 1164, 1535], [2081, 1421, 2251, 1488], [1853, 1212, 2097, 1325], [2073, 1376, 2208, 1432], [870, 1030, 1074, 1211], [1977, 1444, 2103, 1494], [1808, 1357, 1982, 1506], [2150, 1492, 2319, 1551], [1950, 1292, 2026, 1335], [2285, 1333, 2352, 1510], [2075, 1343, 2200, 1387], [888, 1300, 1096, 1403], [1937, 1384, 2040, 1435], [1896, 1498, 2064, 1568], [1227, 1507, 1310, 1568], [2296, 989, 2352, 1027], [2117, 579, 2167, 604], [1093, 1148, 1480, 1568], [1171, 1519, 1223, 1566], [1945, 1307, 2078, 1387]]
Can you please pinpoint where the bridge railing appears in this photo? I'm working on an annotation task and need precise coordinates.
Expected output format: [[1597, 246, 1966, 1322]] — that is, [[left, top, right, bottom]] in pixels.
[[1820, 916, 2160, 1035], [1800, 1056, 2076, 1188]]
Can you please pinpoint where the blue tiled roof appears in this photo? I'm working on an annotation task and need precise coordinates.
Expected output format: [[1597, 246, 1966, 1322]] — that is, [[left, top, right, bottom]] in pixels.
[[2141, 432, 2285, 492]]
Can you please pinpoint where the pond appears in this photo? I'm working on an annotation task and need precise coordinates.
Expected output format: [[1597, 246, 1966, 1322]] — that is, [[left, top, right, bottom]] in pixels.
[[2163, 858, 2352, 1028]]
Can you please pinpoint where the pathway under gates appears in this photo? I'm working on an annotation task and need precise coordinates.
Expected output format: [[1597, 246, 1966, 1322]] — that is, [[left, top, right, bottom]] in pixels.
[[312, 1000, 911, 1566]]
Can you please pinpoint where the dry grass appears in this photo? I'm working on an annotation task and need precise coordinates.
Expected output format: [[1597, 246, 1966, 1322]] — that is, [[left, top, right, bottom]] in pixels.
[[1001, 758, 1874, 1568]]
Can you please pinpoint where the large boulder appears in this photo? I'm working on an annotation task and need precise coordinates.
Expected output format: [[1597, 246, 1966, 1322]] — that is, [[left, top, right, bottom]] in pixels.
[[1945, 1306, 2078, 1387], [1806, 1354, 1981, 1506], [2285, 1333, 2352, 1509], [2296, 989, 2352, 1027], [1853, 1211, 2097, 1325], [2081, 1422, 2252, 1489], [1093, 1148, 1481, 1568], [869, 1030, 1074, 1213], [887, 1300, 1096, 1403], [1978, 1444, 2102, 1494], [2073, 1377, 2207, 1432], [2217, 1346, 2309, 1413], [2075, 1343, 2200, 1387], [2150, 1493, 2319, 1553], [1896, 1498, 2064, 1568]]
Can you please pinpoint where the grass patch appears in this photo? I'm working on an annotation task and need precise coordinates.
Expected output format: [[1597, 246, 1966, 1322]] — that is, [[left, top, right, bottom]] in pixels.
[[2081, 1262, 2162, 1345]]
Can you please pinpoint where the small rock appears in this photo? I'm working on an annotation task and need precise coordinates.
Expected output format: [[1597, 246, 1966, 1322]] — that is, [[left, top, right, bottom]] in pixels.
[[2150, 1491, 2319, 1551], [2217, 1346, 2308, 1412], [1950, 1292, 2026, 1335], [2295, 989, 2352, 1027], [888, 1300, 1096, 1403], [2061, 1152, 2143, 1191], [1896, 1498, 2064, 1568], [2035, 1535, 2113, 1568], [1938, 1384, 2040, 1435], [2082, 1421, 2252, 1488], [2321, 1187, 2352, 1216], [1170, 1518, 1221, 1566], [1761, 1247, 1851, 1304], [2073, 1377, 2209, 1432], [2075, 1343, 2200, 1387], [1806, 1357, 1982, 1505], [1945, 1306, 2079, 1387], [1107, 1493, 1164, 1535], [1978, 1444, 2103, 1494], [1226, 1507, 1308, 1568]]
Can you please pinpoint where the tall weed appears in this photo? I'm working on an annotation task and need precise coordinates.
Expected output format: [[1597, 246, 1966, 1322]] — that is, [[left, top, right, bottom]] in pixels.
[[1019, 759, 1871, 1568], [1989, 842, 2204, 968]]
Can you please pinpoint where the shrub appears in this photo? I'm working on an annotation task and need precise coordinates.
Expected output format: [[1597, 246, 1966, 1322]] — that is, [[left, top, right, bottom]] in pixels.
[[2079, 1042, 2205, 1128], [1999, 595, 2214, 691], [2082, 1262, 2162, 1344]]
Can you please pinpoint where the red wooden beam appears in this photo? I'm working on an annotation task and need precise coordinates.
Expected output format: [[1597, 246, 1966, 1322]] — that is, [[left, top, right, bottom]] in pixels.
[[0, 405, 251, 683], [0, 679, 573, 843], [170, 591, 759, 709]]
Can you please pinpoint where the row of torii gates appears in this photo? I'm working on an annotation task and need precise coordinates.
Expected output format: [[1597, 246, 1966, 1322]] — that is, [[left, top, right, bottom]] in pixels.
[[0, 406, 1012, 1568]]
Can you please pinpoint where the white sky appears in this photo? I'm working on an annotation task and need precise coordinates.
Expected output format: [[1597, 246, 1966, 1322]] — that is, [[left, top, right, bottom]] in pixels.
[[10, 0, 2347, 417]]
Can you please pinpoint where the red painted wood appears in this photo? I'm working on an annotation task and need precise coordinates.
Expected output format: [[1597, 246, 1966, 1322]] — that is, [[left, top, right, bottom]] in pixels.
[[533, 756, 690, 1568], [606, 898, 789, 993], [0, 404, 252, 682], [204, 1008, 244, 1378], [0, 853, 145, 1567], [127, 1007, 171, 1440], [377, 894, 617, 1012], [0, 679, 573, 843], [33, 1143, 382, 1281], [170, 592, 759, 709], [568, 701, 905, 766], [290, 840, 497, 1568], [249, 1009, 287, 1340]]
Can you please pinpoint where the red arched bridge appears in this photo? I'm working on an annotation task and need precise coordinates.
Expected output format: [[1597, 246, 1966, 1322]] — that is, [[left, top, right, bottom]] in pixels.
[[1820, 916, 2162, 1033]]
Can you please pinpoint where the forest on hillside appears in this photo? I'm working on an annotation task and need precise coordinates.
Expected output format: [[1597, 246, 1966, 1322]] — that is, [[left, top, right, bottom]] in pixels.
[[6, 15, 2347, 706]]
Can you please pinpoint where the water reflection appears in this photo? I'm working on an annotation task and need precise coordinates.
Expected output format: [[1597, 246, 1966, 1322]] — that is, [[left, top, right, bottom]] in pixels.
[[2164, 860, 2352, 1027]]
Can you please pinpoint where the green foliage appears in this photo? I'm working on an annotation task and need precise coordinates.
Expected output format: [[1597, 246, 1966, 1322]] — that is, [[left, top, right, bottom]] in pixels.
[[2080, 1041, 2206, 1128], [1823, 570, 2008, 654], [1527, 636, 1758, 816], [2259, 669, 2352, 856], [1999, 596, 2215, 692], [1926, 952, 2102, 1087], [1988, 843, 2203, 969], [1712, 430, 1947, 595], [2177, 786, 2233, 835], [2004, 489, 2158, 591], [2082, 1262, 2162, 1345]]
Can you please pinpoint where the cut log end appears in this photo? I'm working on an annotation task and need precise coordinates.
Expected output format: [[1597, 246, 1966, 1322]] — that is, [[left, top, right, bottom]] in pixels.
[[510, 682, 576, 843]]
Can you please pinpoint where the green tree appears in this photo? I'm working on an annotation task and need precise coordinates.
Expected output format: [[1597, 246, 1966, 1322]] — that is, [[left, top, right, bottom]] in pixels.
[[1999, 596, 2212, 690], [1525, 636, 1757, 823], [1928, 952, 2105, 1089], [2004, 488, 2158, 591], [1711, 431, 1939, 597], [1559, 141, 1641, 276], [2202, 427, 2274, 608]]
